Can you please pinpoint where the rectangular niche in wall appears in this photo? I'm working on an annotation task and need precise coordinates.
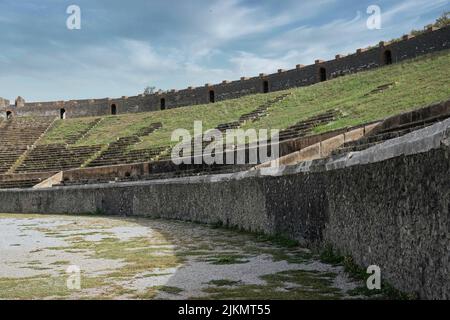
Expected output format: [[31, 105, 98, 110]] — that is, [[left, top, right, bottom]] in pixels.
[[319, 67, 327, 82], [263, 80, 269, 93]]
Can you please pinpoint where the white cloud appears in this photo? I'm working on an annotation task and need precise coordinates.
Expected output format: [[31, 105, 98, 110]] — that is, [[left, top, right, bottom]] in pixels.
[[241, 0, 449, 71], [382, 0, 449, 25], [204, 0, 292, 41], [0, 0, 447, 101], [229, 51, 299, 76]]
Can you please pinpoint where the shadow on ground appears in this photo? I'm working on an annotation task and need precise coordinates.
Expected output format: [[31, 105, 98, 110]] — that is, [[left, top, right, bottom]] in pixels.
[[0, 213, 371, 300]]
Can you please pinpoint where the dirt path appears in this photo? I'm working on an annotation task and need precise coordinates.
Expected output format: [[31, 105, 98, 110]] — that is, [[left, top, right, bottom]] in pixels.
[[0, 214, 368, 300]]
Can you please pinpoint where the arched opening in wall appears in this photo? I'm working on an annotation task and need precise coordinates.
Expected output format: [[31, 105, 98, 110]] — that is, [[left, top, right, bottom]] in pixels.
[[209, 90, 215, 103], [60, 108, 66, 120], [111, 104, 117, 115], [160, 98, 166, 110], [6, 111, 12, 120], [319, 67, 327, 82], [384, 50, 393, 65], [263, 80, 269, 93]]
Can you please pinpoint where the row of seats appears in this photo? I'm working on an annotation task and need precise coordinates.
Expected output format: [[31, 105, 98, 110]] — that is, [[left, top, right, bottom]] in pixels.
[[15, 144, 103, 173], [0, 117, 55, 174]]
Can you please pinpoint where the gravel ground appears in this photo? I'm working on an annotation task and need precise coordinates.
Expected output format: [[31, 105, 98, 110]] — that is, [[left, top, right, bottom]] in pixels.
[[0, 214, 365, 300]]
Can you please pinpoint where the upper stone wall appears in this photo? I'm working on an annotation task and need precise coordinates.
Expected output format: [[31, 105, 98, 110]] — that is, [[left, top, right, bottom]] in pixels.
[[1, 25, 449, 119]]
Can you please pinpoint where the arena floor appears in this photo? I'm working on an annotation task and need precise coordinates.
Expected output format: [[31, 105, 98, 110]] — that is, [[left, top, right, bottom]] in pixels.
[[0, 214, 368, 300]]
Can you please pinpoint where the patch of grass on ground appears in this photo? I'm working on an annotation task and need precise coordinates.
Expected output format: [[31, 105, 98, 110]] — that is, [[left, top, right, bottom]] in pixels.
[[63, 236, 181, 278], [50, 261, 71, 266], [14, 233, 181, 299], [141, 273, 173, 278], [208, 279, 241, 287], [130, 285, 183, 300], [206, 225, 312, 264], [0, 216, 183, 299], [201, 270, 342, 300], [319, 244, 416, 300], [155, 286, 183, 295], [255, 234, 299, 248], [0, 276, 71, 300], [206, 254, 250, 265]]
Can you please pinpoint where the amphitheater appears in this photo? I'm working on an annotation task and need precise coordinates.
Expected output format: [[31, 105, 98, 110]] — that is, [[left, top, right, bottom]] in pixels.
[[0, 24, 449, 300]]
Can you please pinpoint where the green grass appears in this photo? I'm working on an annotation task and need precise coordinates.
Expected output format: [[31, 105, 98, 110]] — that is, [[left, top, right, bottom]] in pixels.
[[208, 279, 242, 287], [205, 254, 250, 265], [0, 276, 73, 300], [39, 117, 99, 145], [155, 286, 183, 295], [200, 270, 343, 300], [40, 50, 450, 152], [319, 245, 416, 300]]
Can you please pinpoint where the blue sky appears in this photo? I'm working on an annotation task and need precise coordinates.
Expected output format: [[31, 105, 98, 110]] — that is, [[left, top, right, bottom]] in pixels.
[[0, 0, 448, 102]]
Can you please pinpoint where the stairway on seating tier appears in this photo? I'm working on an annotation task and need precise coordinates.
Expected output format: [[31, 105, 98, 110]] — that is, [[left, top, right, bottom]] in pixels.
[[0, 117, 55, 174], [278, 109, 341, 142], [87, 122, 163, 167], [173, 94, 292, 161], [65, 118, 103, 145], [216, 93, 292, 132]]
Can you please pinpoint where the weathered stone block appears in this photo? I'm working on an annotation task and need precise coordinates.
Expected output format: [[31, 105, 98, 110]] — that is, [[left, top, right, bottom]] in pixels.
[[320, 134, 345, 157], [344, 127, 365, 143]]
